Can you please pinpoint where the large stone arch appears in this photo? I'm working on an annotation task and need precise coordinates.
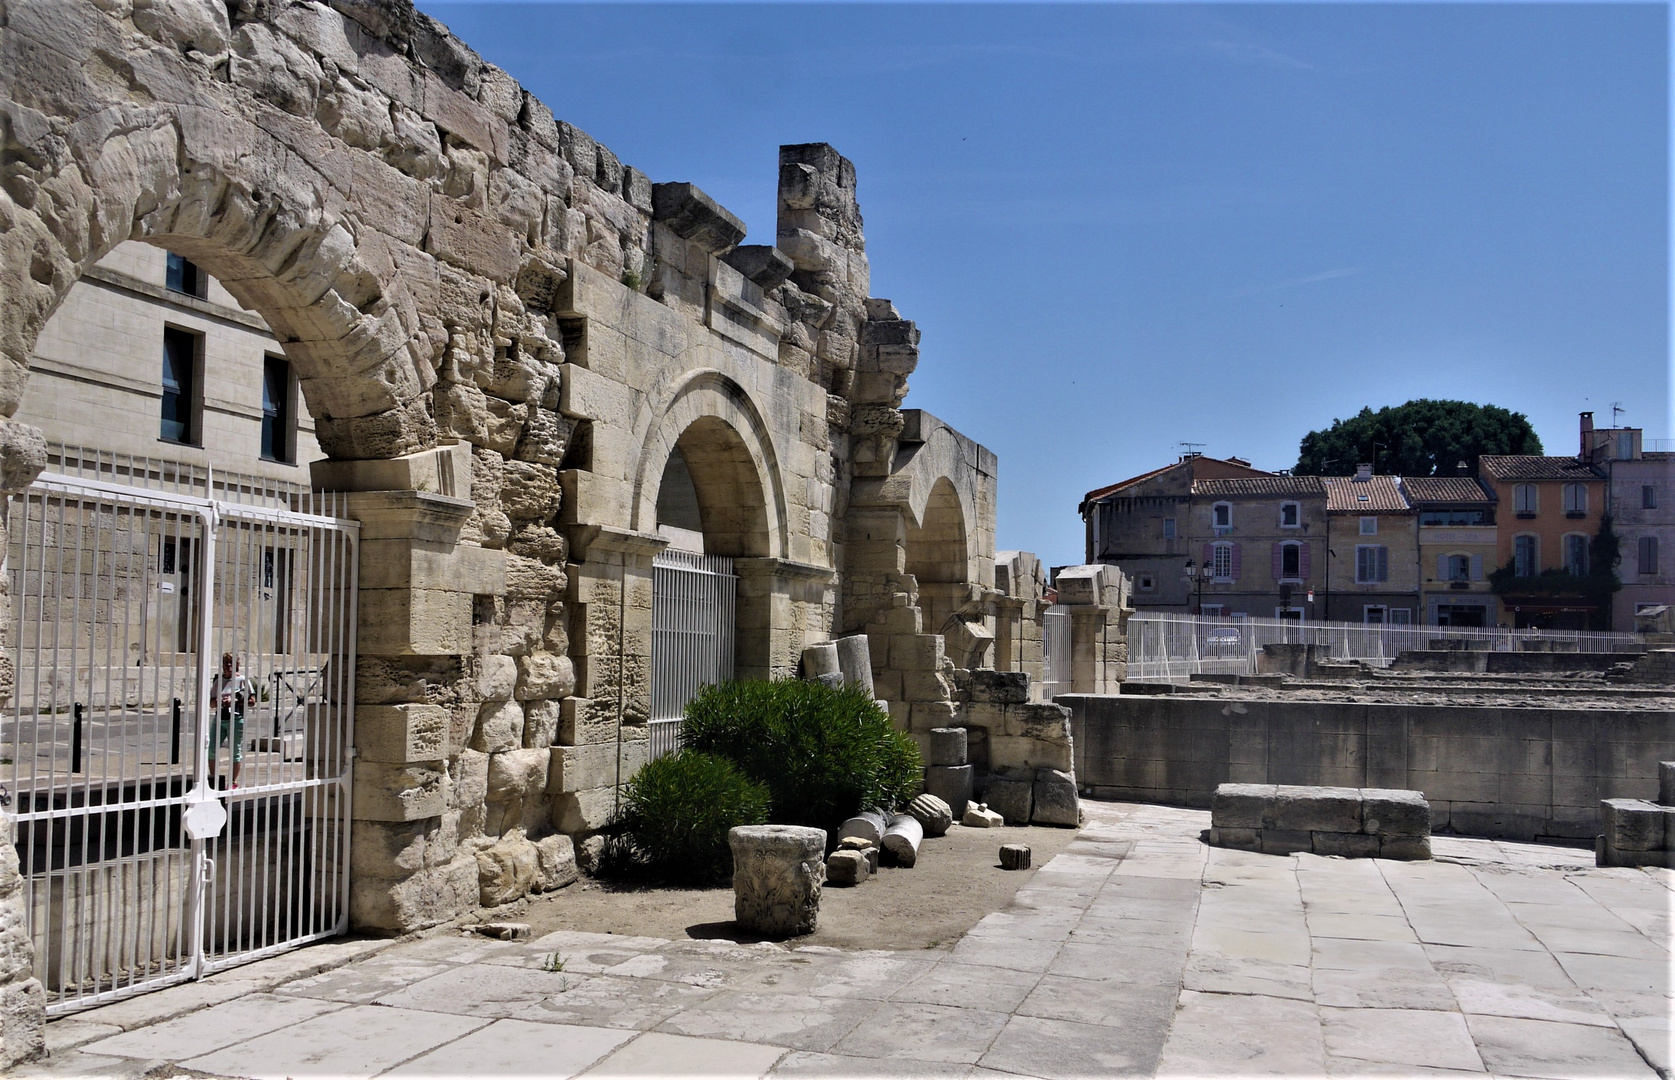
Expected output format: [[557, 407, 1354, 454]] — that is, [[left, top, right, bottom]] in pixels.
[[905, 476, 970, 585], [629, 369, 789, 561]]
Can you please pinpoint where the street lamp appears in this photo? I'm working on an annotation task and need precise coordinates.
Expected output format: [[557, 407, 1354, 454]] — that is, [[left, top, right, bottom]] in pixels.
[[1182, 558, 1214, 615]]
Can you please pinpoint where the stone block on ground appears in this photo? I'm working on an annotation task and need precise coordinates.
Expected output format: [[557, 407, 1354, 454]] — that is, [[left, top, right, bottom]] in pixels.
[[476, 833, 539, 906], [1312, 832, 1380, 858], [838, 810, 887, 846], [928, 726, 968, 767], [924, 764, 973, 820], [730, 825, 826, 938], [1270, 786, 1361, 833], [1660, 761, 1675, 806], [986, 776, 1032, 827], [908, 793, 953, 837], [1378, 835, 1432, 860], [1210, 784, 1275, 830], [999, 843, 1031, 870], [881, 813, 924, 868], [1031, 767, 1079, 826], [1601, 799, 1665, 853], [1205, 826, 1260, 851], [825, 849, 868, 886], [801, 641, 840, 683], [963, 803, 1003, 828], [1361, 789, 1432, 837], [532, 833, 578, 892]]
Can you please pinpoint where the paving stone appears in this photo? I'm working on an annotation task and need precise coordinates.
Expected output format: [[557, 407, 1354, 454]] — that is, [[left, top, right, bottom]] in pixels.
[[64, 978, 264, 1032], [1465, 1013, 1659, 1079], [946, 932, 1063, 973], [1320, 1007, 1484, 1072], [1191, 925, 1313, 965], [383, 1018, 633, 1077], [981, 1011, 1168, 1079], [1155, 989, 1327, 1077], [1521, 925, 1670, 959], [513, 973, 723, 1029], [833, 1001, 1009, 1064], [1048, 941, 1183, 983], [10, 1048, 162, 1079], [43, 1019, 122, 1054], [276, 954, 458, 1002], [1302, 912, 1418, 941], [1016, 973, 1177, 1028], [889, 961, 1041, 1012], [1311, 937, 1434, 972], [1312, 966, 1457, 1010], [375, 960, 585, 1018], [769, 1051, 970, 1077], [730, 952, 935, 999], [84, 993, 345, 1060], [1183, 954, 1315, 1001], [585, 1031, 787, 1077], [182, 1004, 490, 1078], [1552, 951, 1671, 995], [1447, 976, 1614, 1026], [656, 991, 878, 1051]]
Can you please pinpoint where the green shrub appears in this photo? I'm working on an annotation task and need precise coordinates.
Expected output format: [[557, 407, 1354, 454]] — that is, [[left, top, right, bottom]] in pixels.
[[614, 750, 770, 885], [682, 680, 923, 834]]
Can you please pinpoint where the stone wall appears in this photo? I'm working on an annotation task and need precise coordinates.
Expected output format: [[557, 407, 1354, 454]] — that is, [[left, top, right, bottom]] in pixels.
[[1066, 694, 1675, 843]]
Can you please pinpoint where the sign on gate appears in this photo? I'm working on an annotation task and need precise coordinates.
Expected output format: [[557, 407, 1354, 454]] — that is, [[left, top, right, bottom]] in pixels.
[[2, 456, 357, 1014]]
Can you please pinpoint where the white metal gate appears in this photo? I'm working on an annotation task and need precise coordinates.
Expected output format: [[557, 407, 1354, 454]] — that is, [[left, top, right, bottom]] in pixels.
[[649, 549, 736, 758], [2, 451, 357, 1014], [1041, 605, 1072, 700]]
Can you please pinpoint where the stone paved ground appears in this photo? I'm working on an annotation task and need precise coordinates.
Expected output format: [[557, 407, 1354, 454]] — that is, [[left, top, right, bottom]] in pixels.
[[22, 802, 1672, 1079]]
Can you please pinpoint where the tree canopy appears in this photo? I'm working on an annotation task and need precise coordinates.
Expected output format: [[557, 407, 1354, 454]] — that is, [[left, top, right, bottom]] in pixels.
[[1293, 400, 1544, 477]]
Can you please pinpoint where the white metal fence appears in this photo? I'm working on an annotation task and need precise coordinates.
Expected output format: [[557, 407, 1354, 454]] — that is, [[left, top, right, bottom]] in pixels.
[[1040, 605, 1072, 699], [648, 549, 736, 758], [1127, 611, 1643, 684], [3, 449, 357, 1014]]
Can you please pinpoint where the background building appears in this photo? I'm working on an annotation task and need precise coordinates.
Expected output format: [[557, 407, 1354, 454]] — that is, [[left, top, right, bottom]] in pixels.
[[1323, 469, 1420, 624], [1402, 476, 1499, 627], [1186, 476, 1327, 620], [1479, 448, 1607, 629], [1582, 421, 1675, 632]]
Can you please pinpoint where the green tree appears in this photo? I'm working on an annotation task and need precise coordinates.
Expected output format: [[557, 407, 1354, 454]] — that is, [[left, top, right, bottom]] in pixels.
[[1293, 400, 1543, 476]]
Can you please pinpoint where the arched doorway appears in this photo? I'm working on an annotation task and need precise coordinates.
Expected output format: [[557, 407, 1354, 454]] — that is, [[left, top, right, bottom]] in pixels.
[[905, 478, 983, 663]]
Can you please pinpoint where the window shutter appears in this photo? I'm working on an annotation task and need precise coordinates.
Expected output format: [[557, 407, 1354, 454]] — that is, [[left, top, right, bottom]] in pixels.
[[1300, 542, 1311, 578], [1470, 554, 1483, 580], [1271, 544, 1282, 579], [1378, 546, 1389, 582], [1231, 543, 1242, 580], [1437, 554, 1448, 580], [1203, 543, 1213, 568]]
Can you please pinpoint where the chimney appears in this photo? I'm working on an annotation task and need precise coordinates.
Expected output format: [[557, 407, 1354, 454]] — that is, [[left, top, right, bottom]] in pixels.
[[1580, 411, 1594, 461], [1354, 463, 1373, 481]]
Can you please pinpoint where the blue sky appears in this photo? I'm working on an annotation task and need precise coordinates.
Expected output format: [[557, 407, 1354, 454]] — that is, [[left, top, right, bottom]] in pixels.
[[421, 2, 1670, 567]]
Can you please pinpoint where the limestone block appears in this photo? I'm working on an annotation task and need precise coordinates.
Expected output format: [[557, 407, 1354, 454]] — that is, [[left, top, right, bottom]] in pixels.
[[1206, 827, 1260, 851], [1378, 836, 1432, 861], [477, 833, 540, 907], [476, 654, 518, 702], [999, 844, 1031, 871], [826, 849, 868, 887], [551, 787, 619, 834], [558, 696, 616, 745], [928, 727, 968, 767], [1660, 761, 1675, 806], [1258, 829, 1313, 856], [892, 634, 944, 671], [0, 977, 45, 1070], [1007, 703, 1072, 744], [962, 804, 1003, 828], [356, 704, 448, 764], [0, 421, 46, 496], [1271, 787, 1362, 834], [882, 814, 923, 868], [358, 588, 473, 657], [451, 750, 490, 812], [353, 762, 446, 822], [488, 748, 550, 802], [500, 460, 562, 522], [472, 699, 523, 753], [834, 635, 874, 696], [801, 641, 840, 682], [1031, 768, 1079, 827], [1211, 784, 1275, 830], [533, 834, 579, 892], [351, 853, 479, 933], [351, 815, 460, 880], [989, 735, 1071, 774], [901, 670, 951, 703], [968, 669, 1029, 705], [1602, 798, 1666, 852], [730, 825, 826, 938], [910, 701, 958, 732], [722, 245, 794, 290], [1312, 832, 1380, 858], [547, 741, 646, 795], [516, 652, 576, 700], [924, 765, 972, 821], [523, 699, 560, 748], [908, 793, 953, 838], [651, 182, 746, 254], [838, 811, 888, 847], [986, 777, 1032, 827], [1360, 789, 1432, 837]]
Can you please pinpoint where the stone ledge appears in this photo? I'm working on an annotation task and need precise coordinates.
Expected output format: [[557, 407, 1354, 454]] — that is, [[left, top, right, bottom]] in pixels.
[[1208, 783, 1431, 860]]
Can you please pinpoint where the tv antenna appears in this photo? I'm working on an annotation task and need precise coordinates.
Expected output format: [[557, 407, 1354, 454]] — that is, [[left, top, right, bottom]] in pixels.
[[1178, 441, 1205, 455], [1611, 402, 1625, 426]]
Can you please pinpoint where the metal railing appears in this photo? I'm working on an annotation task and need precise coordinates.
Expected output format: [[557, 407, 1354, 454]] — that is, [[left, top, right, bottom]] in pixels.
[[1126, 611, 1643, 684], [648, 549, 736, 759], [1040, 605, 1072, 699], [5, 458, 358, 1014]]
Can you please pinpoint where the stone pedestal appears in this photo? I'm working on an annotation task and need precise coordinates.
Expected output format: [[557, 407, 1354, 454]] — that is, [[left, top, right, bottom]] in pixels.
[[730, 825, 826, 938]]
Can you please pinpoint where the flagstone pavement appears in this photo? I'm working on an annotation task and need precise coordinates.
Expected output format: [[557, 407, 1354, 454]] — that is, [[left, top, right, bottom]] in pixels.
[[20, 802, 1673, 1079]]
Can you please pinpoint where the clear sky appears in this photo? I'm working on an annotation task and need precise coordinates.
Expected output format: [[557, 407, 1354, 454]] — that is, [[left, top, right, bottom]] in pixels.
[[421, 2, 1669, 568]]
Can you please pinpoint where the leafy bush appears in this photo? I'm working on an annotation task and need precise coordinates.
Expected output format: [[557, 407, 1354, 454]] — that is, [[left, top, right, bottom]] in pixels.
[[682, 680, 923, 834], [614, 750, 770, 885]]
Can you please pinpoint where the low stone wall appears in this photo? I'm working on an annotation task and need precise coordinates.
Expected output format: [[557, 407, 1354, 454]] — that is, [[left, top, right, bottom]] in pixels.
[[1207, 783, 1430, 859], [1065, 694, 1675, 843], [1597, 761, 1675, 868], [1392, 651, 1638, 675]]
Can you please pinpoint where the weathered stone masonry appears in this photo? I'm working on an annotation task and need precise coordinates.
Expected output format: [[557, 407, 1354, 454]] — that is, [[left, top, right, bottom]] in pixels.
[[0, 0, 1059, 996]]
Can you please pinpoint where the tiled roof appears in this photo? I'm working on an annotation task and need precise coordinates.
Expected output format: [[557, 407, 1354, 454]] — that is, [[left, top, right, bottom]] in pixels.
[[1084, 456, 1271, 504], [1478, 456, 1604, 482], [1193, 476, 1325, 497], [1400, 477, 1494, 504], [1324, 475, 1410, 512]]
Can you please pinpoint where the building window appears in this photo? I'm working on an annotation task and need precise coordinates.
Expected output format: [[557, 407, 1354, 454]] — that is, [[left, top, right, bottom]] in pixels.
[[1639, 536, 1658, 575], [1514, 484, 1538, 516], [1562, 483, 1587, 516], [1514, 535, 1537, 577], [1212, 502, 1232, 531], [1201, 604, 1225, 617], [165, 252, 205, 298], [261, 355, 293, 462], [1137, 573, 1156, 592], [1211, 542, 1234, 581], [160, 326, 200, 444], [1280, 542, 1301, 580], [1389, 608, 1412, 625], [1447, 554, 1471, 582], [1162, 518, 1177, 540], [1563, 533, 1589, 576], [1355, 545, 1389, 583], [1364, 605, 1387, 624], [1359, 516, 1377, 535], [1279, 502, 1299, 528], [1644, 485, 1657, 510]]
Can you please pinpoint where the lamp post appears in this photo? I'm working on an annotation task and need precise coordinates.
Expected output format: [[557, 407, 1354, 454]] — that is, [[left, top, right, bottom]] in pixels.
[[1182, 558, 1213, 615]]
